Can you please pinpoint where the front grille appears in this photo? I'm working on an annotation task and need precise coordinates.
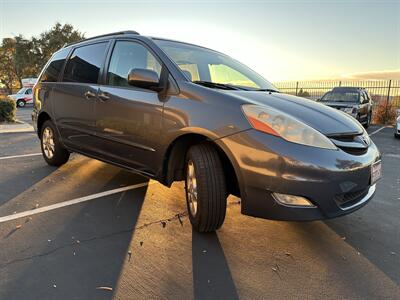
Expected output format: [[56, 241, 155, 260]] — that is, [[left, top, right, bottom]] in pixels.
[[334, 187, 369, 209], [332, 106, 348, 110], [338, 146, 368, 155], [330, 134, 357, 142], [328, 132, 370, 155]]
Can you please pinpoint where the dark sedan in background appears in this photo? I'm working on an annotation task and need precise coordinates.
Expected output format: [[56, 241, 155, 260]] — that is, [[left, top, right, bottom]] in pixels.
[[318, 87, 373, 127]]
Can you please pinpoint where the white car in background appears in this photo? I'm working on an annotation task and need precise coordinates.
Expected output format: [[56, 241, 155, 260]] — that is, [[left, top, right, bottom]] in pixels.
[[395, 114, 400, 138], [8, 87, 33, 107], [8, 78, 37, 108]]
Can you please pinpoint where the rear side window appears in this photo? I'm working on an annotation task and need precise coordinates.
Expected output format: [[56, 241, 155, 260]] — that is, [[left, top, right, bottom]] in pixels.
[[39, 48, 70, 83], [107, 41, 161, 87], [63, 42, 108, 84]]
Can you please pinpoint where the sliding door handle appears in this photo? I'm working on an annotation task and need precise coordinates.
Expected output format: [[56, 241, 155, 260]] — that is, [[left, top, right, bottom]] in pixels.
[[98, 92, 110, 101], [84, 90, 96, 99]]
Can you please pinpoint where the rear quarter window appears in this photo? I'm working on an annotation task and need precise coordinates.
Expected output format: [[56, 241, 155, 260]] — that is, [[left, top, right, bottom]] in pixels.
[[39, 48, 70, 83], [63, 42, 108, 84]]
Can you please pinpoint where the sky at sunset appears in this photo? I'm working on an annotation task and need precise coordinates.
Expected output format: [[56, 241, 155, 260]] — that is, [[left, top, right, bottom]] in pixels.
[[1, 0, 399, 82]]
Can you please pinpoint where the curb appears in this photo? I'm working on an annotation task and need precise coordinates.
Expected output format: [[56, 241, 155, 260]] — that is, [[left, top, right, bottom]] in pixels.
[[0, 121, 34, 133]]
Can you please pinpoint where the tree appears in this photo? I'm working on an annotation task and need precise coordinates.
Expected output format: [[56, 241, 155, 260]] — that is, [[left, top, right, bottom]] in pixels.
[[0, 38, 18, 94], [32, 22, 85, 72], [0, 22, 84, 93], [297, 88, 310, 98], [14, 35, 36, 86]]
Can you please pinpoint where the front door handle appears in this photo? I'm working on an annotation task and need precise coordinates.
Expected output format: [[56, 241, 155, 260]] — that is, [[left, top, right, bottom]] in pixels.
[[98, 92, 110, 101], [84, 90, 96, 99]]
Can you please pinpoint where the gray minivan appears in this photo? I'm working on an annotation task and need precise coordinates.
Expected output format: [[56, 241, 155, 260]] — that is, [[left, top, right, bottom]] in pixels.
[[32, 31, 381, 232]]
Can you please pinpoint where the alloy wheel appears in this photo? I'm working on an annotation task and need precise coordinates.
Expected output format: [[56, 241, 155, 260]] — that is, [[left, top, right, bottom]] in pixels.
[[186, 160, 198, 217], [42, 127, 55, 159]]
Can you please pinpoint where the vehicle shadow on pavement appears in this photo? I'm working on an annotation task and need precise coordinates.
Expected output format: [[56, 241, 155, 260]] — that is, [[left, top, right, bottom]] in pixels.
[[0, 170, 149, 300], [0, 162, 57, 207], [326, 215, 400, 286], [286, 222, 399, 299], [192, 230, 239, 300]]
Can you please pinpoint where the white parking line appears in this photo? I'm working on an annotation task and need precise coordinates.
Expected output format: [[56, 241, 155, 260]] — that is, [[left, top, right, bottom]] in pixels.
[[0, 153, 42, 160], [0, 182, 149, 224], [369, 126, 388, 136]]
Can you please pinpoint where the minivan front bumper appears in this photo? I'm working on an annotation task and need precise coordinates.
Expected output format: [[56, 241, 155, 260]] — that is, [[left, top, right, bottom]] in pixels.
[[216, 129, 381, 221]]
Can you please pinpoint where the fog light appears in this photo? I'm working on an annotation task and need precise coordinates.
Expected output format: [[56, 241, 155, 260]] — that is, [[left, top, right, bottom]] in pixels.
[[273, 193, 315, 207]]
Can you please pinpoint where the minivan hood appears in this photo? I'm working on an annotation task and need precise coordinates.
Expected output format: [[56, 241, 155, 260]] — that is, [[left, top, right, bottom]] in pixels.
[[226, 91, 363, 135]]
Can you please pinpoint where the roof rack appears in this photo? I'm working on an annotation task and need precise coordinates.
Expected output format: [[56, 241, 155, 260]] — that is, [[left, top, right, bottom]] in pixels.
[[332, 86, 364, 90], [65, 30, 139, 47]]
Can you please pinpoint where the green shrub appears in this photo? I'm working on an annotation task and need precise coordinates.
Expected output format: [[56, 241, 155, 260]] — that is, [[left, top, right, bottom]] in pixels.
[[0, 97, 16, 123]]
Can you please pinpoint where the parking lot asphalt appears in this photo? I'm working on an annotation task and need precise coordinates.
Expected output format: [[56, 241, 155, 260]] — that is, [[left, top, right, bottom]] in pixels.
[[0, 107, 399, 299]]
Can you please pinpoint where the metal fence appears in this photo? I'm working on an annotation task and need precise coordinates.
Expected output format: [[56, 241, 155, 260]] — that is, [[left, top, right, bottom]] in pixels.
[[273, 80, 400, 108]]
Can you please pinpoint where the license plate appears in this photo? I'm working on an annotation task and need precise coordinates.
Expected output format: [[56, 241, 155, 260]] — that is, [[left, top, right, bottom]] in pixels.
[[371, 161, 382, 185]]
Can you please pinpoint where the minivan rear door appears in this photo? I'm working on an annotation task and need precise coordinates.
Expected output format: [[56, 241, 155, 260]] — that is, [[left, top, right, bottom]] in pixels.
[[53, 41, 110, 153], [94, 39, 164, 176]]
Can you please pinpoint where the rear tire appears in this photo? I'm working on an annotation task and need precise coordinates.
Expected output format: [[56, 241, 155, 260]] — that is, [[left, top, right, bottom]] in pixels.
[[185, 143, 227, 232], [40, 120, 70, 166], [17, 100, 25, 108]]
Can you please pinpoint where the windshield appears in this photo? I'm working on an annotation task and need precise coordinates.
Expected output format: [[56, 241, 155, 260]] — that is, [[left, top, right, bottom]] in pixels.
[[16, 88, 26, 94], [321, 91, 360, 102], [155, 39, 277, 91]]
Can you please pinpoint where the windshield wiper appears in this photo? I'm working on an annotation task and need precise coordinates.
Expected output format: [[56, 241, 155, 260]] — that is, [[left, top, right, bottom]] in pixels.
[[253, 88, 280, 93], [192, 81, 246, 90]]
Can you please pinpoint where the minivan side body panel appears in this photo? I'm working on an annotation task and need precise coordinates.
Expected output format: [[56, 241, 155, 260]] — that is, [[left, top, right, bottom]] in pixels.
[[53, 41, 111, 153]]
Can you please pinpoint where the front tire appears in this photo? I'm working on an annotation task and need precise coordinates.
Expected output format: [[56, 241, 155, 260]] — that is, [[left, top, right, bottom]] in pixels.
[[185, 143, 227, 232], [40, 120, 70, 166]]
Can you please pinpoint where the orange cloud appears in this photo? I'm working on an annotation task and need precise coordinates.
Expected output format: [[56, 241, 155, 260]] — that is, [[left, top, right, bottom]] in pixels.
[[343, 69, 400, 80]]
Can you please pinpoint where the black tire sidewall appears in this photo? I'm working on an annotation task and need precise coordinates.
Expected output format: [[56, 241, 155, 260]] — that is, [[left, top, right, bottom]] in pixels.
[[17, 100, 25, 107], [184, 143, 227, 232]]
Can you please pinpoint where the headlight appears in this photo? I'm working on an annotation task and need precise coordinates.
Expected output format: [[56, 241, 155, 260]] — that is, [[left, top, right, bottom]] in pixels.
[[343, 107, 353, 114], [242, 104, 337, 150]]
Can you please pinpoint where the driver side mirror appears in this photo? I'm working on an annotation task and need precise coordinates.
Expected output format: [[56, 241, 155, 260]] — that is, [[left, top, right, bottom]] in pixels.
[[128, 68, 161, 91]]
